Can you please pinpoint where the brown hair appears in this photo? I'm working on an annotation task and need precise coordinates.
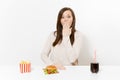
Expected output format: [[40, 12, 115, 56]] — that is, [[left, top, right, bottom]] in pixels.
[[53, 7, 76, 47]]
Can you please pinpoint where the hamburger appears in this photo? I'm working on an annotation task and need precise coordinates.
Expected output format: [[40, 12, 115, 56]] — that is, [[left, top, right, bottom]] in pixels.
[[43, 65, 58, 74]]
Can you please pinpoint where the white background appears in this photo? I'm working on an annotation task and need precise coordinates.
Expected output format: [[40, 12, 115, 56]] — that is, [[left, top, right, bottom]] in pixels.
[[0, 0, 120, 66]]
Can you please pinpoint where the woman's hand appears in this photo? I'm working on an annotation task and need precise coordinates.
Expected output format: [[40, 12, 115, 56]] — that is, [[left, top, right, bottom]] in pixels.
[[62, 23, 72, 36], [54, 64, 66, 70], [71, 59, 78, 66]]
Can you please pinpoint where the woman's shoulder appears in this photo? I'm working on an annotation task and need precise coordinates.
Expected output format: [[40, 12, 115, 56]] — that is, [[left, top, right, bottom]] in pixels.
[[49, 31, 56, 38], [75, 30, 83, 42], [46, 31, 56, 41]]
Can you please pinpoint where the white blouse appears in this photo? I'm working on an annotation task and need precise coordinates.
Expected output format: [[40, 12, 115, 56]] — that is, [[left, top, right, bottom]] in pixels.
[[41, 31, 83, 66]]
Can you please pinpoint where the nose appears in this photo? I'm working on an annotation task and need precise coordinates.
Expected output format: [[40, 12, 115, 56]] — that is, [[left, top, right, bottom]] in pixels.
[[64, 18, 68, 22]]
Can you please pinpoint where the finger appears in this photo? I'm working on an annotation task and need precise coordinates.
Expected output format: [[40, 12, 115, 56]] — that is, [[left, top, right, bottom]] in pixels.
[[63, 23, 70, 27], [59, 66, 66, 70]]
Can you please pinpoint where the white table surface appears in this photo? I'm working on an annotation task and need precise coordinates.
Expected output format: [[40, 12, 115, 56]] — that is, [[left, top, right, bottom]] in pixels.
[[0, 65, 120, 80]]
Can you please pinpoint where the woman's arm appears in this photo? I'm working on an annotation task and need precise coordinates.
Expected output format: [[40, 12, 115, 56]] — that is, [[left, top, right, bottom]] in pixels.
[[41, 32, 54, 65], [41, 32, 66, 69], [67, 31, 83, 65]]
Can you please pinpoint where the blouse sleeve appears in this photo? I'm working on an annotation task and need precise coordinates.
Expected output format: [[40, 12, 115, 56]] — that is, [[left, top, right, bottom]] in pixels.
[[67, 31, 83, 63], [41, 32, 55, 65]]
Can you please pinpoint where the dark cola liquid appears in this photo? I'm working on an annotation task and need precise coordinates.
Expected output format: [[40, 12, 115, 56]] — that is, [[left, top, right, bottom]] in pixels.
[[90, 63, 99, 73]]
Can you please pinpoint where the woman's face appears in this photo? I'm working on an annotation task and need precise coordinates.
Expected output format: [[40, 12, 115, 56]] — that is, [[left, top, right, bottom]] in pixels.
[[61, 10, 73, 29]]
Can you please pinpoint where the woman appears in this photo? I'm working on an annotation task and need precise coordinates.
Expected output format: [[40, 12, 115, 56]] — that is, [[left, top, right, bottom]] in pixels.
[[41, 7, 83, 70]]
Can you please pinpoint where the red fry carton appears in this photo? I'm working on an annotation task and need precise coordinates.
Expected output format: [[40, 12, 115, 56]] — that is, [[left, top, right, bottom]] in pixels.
[[19, 61, 31, 73]]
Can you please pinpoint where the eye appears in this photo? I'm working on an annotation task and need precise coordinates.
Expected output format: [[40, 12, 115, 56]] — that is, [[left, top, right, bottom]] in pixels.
[[67, 16, 71, 18], [66, 14, 71, 18]]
